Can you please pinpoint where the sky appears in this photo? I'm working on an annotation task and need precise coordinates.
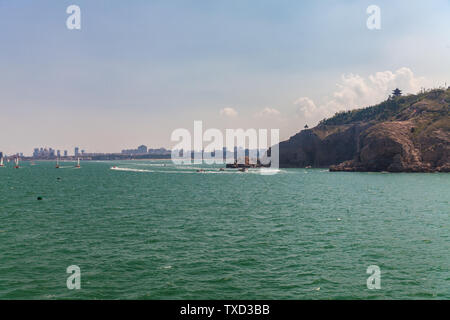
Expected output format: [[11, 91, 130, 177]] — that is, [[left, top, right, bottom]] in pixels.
[[0, 0, 449, 155]]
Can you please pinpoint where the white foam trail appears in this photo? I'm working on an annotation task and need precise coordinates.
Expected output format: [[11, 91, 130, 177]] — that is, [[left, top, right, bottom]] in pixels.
[[124, 162, 172, 167], [157, 170, 195, 174], [133, 163, 171, 167], [110, 167, 154, 173], [254, 168, 282, 175]]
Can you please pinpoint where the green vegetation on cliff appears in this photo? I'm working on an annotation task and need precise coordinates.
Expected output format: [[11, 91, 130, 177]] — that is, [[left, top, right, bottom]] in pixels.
[[319, 88, 450, 126], [280, 88, 449, 172]]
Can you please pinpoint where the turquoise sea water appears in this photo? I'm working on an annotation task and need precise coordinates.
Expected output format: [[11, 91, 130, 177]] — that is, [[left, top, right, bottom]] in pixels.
[[0, 160, 448, 299]]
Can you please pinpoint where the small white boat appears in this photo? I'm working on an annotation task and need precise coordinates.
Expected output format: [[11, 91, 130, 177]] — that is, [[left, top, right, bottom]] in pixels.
[[0, 157, 4, 167], [56, 157, 60, 169], [75, 158, 80, 168], [14, 157, 20, 169]]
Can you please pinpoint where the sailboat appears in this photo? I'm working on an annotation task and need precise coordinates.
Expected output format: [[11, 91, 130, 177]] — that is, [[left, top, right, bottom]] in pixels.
[[14, 157, 20, 169], [56, 157, 60, 169], [0, 157, 4, 167], [75, 158, 80, 168]]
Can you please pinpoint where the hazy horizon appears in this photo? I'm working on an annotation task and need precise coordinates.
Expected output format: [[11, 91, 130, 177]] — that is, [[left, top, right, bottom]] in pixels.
[[1, 0, 449, 155]]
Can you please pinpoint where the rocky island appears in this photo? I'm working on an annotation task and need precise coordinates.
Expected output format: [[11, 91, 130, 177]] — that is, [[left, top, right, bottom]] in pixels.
[[278, 88, 449, 172]]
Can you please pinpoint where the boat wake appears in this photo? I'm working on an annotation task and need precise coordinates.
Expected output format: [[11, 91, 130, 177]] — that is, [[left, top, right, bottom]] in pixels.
[[134, 163, 171, 167], [110, 167, 154, 173], [109, 166, 284, 175], [253, 168, 282, 175]]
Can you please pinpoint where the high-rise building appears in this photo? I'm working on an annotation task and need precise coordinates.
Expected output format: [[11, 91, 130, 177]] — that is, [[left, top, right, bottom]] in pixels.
[[64, 150, 68, 157], [74, 147, 79, 157], [57, 150, 61, 157]]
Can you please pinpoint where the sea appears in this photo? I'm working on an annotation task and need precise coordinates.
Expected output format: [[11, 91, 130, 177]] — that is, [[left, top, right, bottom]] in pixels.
[[0, 160, 448, 299]]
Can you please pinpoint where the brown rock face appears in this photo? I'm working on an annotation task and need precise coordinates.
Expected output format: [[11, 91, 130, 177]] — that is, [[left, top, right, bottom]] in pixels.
[[279, 124, 369, 167], [279, 88, 450, 172]]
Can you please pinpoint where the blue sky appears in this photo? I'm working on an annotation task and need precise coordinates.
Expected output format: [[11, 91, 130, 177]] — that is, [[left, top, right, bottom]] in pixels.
[[0, 0, 449, 155]]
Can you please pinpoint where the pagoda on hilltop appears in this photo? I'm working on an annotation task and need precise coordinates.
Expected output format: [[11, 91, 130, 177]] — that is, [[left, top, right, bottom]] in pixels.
[[392, 88, 402, 97]]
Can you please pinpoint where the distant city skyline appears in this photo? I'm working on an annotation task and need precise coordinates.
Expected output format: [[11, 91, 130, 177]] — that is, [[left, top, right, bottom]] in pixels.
[[1, 1, 449, 155], [1, 144, 171, 158]]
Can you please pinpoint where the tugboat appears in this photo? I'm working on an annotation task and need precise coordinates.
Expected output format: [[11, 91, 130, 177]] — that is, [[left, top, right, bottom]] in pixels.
[[226, 156, 267, 169]]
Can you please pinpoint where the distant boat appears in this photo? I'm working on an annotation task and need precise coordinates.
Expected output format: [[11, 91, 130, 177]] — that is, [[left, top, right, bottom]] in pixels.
[[238, 167, 248, 173], [14, 157, 20, 169], [55, 158, 60, 169], [0, 157, 4, 167], [75, 158, 80, 168]]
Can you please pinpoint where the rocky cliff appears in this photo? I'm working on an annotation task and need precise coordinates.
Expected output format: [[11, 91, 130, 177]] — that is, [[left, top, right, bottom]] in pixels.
[[278, 88, 449, 172]]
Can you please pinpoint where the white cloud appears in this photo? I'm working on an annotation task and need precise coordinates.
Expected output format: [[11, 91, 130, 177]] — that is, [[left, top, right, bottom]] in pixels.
[[254, 107, 280, 118], [294, 67, 427, 125], [294, 97, 319, 119], [220, 107, 238, 117]]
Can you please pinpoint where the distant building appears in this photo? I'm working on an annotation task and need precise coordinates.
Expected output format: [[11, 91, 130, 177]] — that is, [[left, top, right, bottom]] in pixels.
[[148, 147, 170, 155], [122, 145, 148, 155], [0, 151, 3, 159], [137, 145, 147, 154], [64, 150, 68, 157], [33, 147, 57, 158], [57, 150, 61, 157], [74, 147, 79, 157]]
